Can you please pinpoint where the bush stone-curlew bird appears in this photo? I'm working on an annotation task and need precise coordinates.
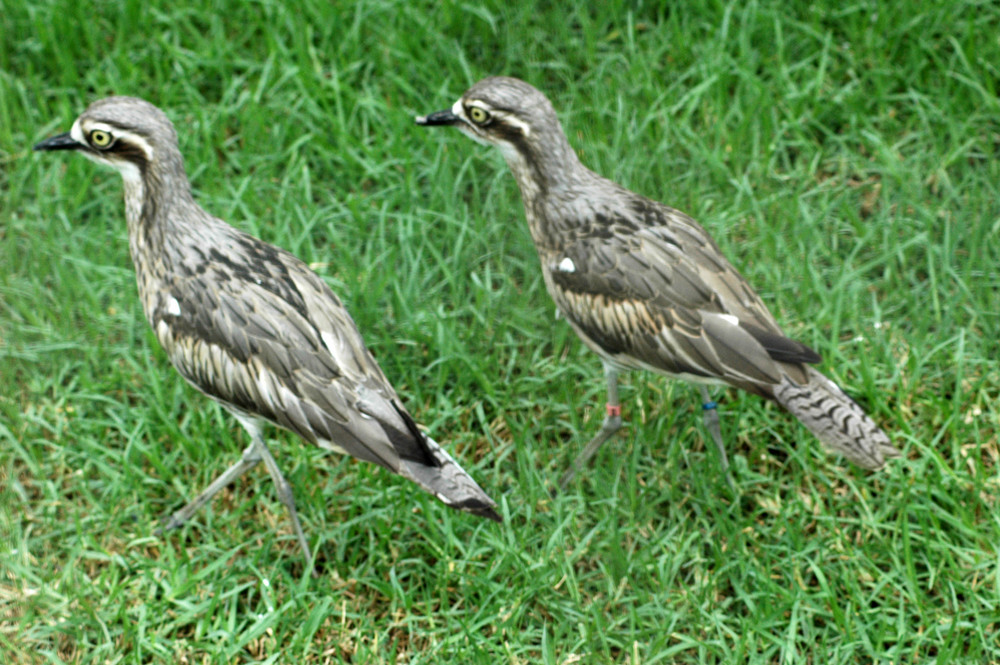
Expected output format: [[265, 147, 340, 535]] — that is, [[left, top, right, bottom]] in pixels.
[[416, 76, 899, 488], [35, 96, 500, 572]]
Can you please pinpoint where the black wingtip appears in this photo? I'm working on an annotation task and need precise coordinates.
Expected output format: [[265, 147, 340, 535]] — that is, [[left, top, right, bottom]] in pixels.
[[460, 502, 503, 523], [481, 506, 503, 523], [742, 323, 823, 365]]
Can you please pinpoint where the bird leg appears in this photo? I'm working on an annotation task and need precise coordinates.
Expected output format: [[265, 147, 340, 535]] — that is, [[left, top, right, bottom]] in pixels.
[[556, 367, 735, 490], [157, 419, 316, 575], [252, 431, 316, 576], [698, 385, 734, 489], [558, 365, 622, 489], [157, 439, 263, 533]]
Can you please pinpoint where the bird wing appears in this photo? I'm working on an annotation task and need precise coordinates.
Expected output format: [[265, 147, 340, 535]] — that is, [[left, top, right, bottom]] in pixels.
[[147, 229, 434, 473], [544, 208, 819, 387]]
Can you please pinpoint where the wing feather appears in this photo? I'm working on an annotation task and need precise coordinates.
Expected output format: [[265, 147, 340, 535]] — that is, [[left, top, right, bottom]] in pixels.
[[545, 201, 820, 388], [149, 226, 438, 473]]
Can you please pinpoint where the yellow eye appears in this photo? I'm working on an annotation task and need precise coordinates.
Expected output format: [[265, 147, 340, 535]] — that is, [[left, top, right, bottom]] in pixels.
[[90, 130, 113, 148], [468, 106, 491, 124]]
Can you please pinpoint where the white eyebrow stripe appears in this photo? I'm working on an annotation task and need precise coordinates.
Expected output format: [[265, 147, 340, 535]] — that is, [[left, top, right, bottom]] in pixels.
[[76, 120, 155, 162], [498, 111, 531, 137], [126, 133, 155, 161], [87, 121, 119, 134]]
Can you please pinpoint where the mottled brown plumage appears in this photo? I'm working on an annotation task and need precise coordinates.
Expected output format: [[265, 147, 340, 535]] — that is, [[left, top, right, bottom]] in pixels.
[[417, 76, 899, 484], [35, 97, 500, 572]]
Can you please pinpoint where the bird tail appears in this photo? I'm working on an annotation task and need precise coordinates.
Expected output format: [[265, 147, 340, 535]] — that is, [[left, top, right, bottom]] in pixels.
[[399, 436, 502, 523], [772, 367, 900, 469]]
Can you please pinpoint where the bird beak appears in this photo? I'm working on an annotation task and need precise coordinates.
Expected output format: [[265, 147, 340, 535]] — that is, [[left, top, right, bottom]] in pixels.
[[414, 109, 461, 127], [34, 132, 82, 152]]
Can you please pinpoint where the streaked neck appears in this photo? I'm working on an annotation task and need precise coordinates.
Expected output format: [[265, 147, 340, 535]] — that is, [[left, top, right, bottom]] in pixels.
[[120, 159, 195, 265], [500, 127, 583, 208]]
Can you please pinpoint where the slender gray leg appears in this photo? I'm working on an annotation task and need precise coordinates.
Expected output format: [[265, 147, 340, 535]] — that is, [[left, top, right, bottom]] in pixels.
[[559, 363, 622, 489], [158, 413, 316, 575], [157, 440, 262, 533], [252, 430, 315, 576], [698, 385, 734, 488]]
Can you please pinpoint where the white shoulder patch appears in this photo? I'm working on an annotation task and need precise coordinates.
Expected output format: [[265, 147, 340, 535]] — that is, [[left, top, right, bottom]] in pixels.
[[320, 330, 341, 356], [718, 313, 740, 326], [557, 257, 576, 273], [256, 368, 275, 405], [165, 295, 182, 317]]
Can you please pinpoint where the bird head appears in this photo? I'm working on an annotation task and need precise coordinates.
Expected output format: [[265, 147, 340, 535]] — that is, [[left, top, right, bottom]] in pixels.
[[34, 96, 180, 183], [416, 76, 567, 156], [415, 76, 580, 188]]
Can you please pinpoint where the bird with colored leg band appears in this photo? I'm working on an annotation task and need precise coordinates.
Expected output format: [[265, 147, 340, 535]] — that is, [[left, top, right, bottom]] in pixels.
[[417, 76, 899, 489]]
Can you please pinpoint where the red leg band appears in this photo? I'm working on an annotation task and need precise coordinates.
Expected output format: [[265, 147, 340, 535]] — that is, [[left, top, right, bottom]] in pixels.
[[606, 404, 622, 417]]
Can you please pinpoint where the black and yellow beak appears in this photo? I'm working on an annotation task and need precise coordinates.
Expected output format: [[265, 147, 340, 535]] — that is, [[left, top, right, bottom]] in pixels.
[[34, 132, 81, 151], [414, 109, 461, 127]]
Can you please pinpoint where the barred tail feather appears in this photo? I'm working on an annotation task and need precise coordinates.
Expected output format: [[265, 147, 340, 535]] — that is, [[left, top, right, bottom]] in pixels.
[[773, 367, 900, 469], [399, 436, 502, 522]]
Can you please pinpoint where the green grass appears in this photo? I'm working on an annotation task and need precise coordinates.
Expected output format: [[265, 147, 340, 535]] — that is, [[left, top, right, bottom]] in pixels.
[[2, 0, 999, 662]]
